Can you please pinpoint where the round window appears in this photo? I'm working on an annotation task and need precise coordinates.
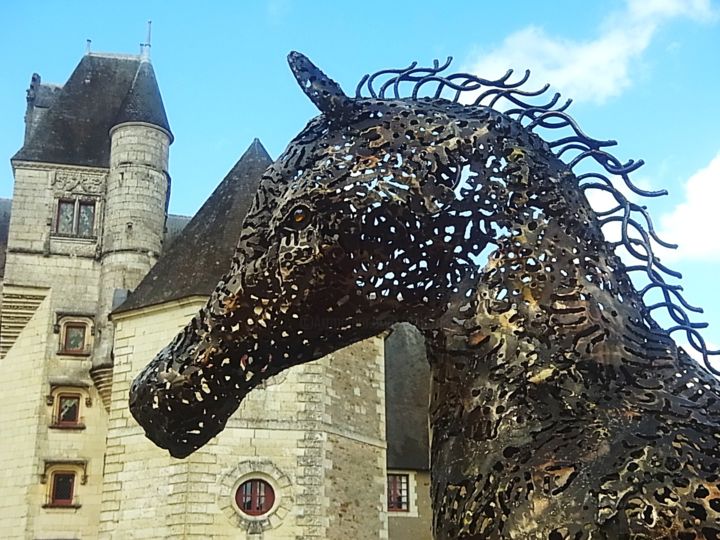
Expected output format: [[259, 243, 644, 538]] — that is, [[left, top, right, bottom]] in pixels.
[[235, 478, 276, 516]]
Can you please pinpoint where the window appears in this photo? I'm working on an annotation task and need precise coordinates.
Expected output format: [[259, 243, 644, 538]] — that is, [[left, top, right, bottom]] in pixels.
[[53, 198, 96, 237], [235, 479, 275, 516], [50, 471, 75, 506], [63, 324, 86, 353], [222, 463, 289, 528], [56, 317, 92, 356], [387, 473, 409, 512], [41, 460, 86, 508], [56, 394, 81, 426], [48, 388, 86, 429]]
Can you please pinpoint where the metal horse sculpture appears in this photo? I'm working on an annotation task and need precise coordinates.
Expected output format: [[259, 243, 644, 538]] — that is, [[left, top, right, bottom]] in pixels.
[[130, 53, 720, 539]]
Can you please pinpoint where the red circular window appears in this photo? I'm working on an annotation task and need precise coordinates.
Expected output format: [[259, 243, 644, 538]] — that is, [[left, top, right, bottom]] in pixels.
[[235, 479, 275, 516]]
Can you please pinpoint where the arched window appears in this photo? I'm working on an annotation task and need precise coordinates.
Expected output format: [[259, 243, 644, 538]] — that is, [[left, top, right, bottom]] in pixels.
[[235, 479, 275, 516]]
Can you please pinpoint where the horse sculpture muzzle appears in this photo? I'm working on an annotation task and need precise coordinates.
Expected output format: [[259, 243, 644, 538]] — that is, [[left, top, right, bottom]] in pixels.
[[129, 342, 245, 458]]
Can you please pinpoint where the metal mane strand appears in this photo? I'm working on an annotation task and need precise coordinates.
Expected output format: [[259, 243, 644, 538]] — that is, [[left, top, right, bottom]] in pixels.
[[356, 58, 720, 374]]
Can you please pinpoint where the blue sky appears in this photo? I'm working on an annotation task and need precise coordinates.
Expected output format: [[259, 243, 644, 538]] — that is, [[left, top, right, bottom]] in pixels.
[[1, 0, 719, 361]]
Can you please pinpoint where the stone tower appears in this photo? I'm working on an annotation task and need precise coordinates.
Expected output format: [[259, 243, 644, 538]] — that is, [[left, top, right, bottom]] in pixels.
[[94, 56, 173, 402], [0, 49, 173, 539]]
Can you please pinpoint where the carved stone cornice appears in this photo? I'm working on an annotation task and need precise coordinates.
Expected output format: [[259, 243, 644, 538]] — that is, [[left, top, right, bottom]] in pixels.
[[52, 169, 106, 194]]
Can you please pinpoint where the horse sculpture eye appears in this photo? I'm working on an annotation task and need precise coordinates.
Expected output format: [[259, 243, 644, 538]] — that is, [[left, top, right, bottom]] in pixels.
[[289, 206, 311, 230]]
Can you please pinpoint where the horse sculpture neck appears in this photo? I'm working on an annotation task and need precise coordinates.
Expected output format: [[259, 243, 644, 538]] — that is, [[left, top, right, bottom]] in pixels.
[[421, 144, 719, 537]]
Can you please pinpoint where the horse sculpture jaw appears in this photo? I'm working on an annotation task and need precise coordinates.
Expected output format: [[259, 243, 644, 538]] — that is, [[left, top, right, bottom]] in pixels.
[[129, 339, 250, 458]]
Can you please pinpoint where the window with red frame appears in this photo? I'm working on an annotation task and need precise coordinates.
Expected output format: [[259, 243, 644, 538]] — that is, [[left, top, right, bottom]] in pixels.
[[56, 394, 81, 426], [50, 472, 75, 506], [387, 473, 409, 511], [62, 324, 86, 353], [235, 479, 275, 516]]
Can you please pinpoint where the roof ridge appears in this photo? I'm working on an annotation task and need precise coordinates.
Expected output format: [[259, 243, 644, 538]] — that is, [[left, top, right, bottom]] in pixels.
[[87, 52, 142, 61]]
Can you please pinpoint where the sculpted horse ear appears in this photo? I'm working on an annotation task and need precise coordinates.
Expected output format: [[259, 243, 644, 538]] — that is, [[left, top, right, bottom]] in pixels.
[[288, 51, 355, 122]]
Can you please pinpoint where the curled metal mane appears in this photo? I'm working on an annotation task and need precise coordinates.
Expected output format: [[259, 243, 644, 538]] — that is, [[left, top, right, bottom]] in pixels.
[[357, 58, 720, 373]]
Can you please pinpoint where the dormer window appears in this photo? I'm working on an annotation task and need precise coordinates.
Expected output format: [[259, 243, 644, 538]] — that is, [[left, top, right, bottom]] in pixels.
[[53, 198, 96, 238]]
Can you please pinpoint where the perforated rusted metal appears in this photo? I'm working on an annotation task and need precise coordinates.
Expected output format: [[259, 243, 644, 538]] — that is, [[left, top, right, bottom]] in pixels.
[[130, 53, 720, 539]]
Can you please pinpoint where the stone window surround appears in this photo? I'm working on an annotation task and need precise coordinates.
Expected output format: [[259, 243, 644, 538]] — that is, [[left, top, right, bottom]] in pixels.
[[50, 195, 100, 239], [54, 313, 94, 357], [46, 385, 91, 429], [387, 470, 419, 518], [41, 460, 87, 509], [218, 460, 293, 533]]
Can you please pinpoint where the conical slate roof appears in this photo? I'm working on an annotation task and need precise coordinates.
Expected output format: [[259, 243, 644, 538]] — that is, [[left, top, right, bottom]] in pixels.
[[114, 60, 172, 139], [12, 53, 172, 167], [114, 139, 272, 314]]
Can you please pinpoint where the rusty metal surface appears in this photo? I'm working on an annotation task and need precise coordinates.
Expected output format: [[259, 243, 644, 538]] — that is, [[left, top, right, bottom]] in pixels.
[[130, 52, 720, 538]]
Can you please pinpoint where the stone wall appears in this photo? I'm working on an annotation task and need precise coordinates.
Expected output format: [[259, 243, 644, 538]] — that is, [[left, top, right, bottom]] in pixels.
[[6, 164, 55, 255], [0, 284, 110, 539], [102, 299, 388, 539], [4, 163, 104, 310], [0, 291, 50, 537], [325, 339, 388, 540], [99, 298, 202, 539], [7, 163, 107, 261]]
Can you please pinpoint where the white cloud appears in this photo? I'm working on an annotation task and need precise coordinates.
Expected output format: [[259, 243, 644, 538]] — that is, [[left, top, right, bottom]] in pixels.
[[658, 153, 720, 262], [465, 0, 715, 104]]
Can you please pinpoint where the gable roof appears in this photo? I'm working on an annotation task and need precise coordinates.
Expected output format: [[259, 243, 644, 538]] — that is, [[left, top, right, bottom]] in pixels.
[[12, 54, 171, 168], [114, 139, 271, 314], [0, 198, 11, 278]]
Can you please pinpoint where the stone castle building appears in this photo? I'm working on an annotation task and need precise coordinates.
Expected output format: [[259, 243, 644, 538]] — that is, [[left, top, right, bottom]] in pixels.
[[0, 46, 432, 539]]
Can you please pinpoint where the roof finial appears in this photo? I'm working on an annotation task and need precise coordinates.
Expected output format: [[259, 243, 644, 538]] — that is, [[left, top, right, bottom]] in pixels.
[[86, 39, 92, 55], [140, 20, 152, 61]]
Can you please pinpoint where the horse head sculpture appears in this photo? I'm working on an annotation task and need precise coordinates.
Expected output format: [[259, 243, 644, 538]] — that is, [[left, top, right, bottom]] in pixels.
[[130, 52, 720, 538]]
